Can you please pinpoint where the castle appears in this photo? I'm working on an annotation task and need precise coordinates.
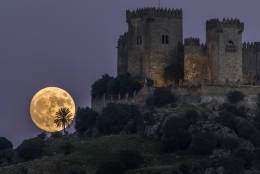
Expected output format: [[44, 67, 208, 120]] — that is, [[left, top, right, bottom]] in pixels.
[[117, 8, 260, 86]]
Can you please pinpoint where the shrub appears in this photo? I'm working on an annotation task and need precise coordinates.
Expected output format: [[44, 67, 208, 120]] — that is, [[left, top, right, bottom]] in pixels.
[[51, 132, 63, 138], [0, 149, 14, 164], [234, 149, 255, 169], [218, 137, 239, 151], [0, 137, 13, 151], [236, 120, 257, 139], [218, 156, 244, 174], [191, 133, 218, 155], [120, 150, 143, 170], [146, 87, 176, 107], [69, 167, 86, 174], [216, 111, 239, 130], [227, 91, 245, 104], [91, 73, 142, 98], [163, 62, 184, 85], [16, 137, 45, 160], [249, 131, 260, 147], [61, 142, 74, 155], [96, 161, 125, 174], [75, 107, 99, 135], [91, 74, 114, 98], [161, 117, 192, 153], [184, 110, 199, 125], [98, 104, 141, 135]]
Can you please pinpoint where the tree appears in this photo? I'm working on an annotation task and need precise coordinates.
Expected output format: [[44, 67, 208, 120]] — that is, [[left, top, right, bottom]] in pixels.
[[98, 104, 141, 135], [227, 91, 245, 104], [161, 117, 192, 153], [54, 107, 73, 135], [164, 63, 184, 85], [75, 107, 99, 135], [191, 132, 218, 155], [163, 43, 184, 85], [146, 87, 176, 107], [0, 137, 13, 151], [91, 74, 114, 98], [96, 161, 125, 174], [17, 137, 45, 160], [119, 150, 143, 170]]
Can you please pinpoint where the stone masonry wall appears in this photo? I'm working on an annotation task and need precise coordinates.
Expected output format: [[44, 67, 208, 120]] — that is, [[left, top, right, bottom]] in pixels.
[[206, 19, 244, 84], [184, 38, 209, 84], [125, 8, 183, 86]]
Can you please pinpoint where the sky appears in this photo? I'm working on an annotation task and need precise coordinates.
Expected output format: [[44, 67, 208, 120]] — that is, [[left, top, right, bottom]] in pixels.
[[0, 0, 260, 146]]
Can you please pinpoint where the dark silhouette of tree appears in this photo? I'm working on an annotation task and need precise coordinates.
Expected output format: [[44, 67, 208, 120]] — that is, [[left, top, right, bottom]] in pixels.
[[0, 137, 13, 151], [54, 107, 73, 135], [75, 107, 99, 135]]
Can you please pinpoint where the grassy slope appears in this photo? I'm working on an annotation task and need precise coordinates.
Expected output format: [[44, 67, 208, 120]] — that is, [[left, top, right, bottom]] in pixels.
[[0, 135, 162, 174]]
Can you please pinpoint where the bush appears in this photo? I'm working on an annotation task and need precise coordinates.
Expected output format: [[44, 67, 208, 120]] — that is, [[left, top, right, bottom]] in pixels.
[[227, 91, 245, 104], [236, 120, 257, 139], [218, 137, 239, 151], [191, 133, 218, 155], [161, 117, 192, 153], [0, 149, 14, 163], [75, 107, 99, 135], [51, 132, 63, 138], [0, 137, 13, 151], [184, 110, 199, 125], [218, 156, 244, 174], [91, 73, 142, 98], [98, 104, 141, 135], [233, 149, 255, 169], [146, 87, 176, 107], [216, 111, 239, 130], [61, 142, 74, 155], [69, 167, 86, 174], [16, 137, 45, 160], [119, 150, 143, 170], [96, 161, 125, 174], [91, 74, 114, 98]]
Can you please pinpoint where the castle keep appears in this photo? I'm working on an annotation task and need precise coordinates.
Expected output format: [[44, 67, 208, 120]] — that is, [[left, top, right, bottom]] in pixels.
[[117, 8, 260, 86]]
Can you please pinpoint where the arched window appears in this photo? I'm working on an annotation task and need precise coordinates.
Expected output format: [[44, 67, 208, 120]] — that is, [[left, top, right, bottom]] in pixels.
[[162, 35, 169, 44]]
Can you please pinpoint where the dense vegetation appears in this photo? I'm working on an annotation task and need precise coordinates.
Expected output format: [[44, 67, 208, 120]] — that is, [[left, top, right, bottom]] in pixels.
[[91, 73, 142, 98]]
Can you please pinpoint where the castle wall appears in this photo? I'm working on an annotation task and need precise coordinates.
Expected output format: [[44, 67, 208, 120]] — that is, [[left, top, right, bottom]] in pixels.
[[126, 8, 183, 86], [184, 38, 209, 84]]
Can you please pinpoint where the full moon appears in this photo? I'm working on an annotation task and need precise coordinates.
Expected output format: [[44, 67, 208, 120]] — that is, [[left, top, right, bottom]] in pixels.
[[30, 87, 76, 132]]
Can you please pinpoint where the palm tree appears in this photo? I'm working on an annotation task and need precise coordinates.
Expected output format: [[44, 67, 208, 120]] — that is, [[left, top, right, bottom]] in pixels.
[[54, 107, 73, 135]]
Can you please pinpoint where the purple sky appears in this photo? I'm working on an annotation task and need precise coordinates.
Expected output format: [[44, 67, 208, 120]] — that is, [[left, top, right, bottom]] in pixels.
[[0, 0, 260, 146]]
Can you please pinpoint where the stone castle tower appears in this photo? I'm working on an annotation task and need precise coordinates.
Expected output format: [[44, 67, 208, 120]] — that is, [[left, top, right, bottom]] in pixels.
[[118, 8, 183, 86], [118, 8, 260, 86]]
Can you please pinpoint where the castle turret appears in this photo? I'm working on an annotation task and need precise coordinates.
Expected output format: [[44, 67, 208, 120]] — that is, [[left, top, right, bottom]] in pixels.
[[242, 42, 260, 84], [117, 32, 128, 75], [206, 18, 244, 84], [184, 38, 209, 84], [121, 8, 183, 86]]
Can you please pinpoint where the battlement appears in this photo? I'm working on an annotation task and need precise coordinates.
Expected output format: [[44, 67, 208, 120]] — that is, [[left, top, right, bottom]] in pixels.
[[184, 38, 200, 46], [126, 8, 182, 21], [206, 18, 244, 32], [118, 32, 128, 47], [243, 42, 260, 51]]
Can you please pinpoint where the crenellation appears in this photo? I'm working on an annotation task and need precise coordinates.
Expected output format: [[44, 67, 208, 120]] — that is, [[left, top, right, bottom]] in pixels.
[[126, 8, 182, 22], [184, 38, 200, 46], [117, 7, 260, 87]]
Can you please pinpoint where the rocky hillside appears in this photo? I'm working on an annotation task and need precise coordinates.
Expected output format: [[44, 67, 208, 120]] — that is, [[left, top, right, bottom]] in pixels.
[[1, 89, 260, 174]]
